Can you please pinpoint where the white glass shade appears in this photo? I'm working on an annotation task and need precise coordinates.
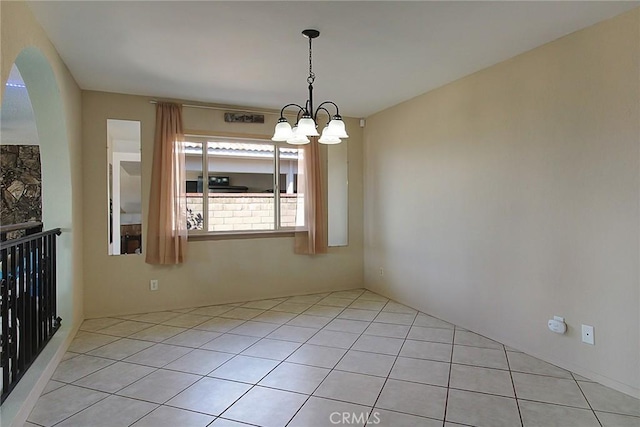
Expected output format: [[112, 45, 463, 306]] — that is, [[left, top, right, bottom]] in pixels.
[[287, 126, 310, 145], [297, 117, 319, 136], [318, 126, 341, 144], [272, 120, 293, 141], [326, 118, 349, 138]]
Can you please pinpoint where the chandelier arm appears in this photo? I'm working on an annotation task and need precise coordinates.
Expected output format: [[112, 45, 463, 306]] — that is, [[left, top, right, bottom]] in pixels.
[[314, 106, 332, 124], [279, 103, 306, 119], [316, 101, 341, 118]]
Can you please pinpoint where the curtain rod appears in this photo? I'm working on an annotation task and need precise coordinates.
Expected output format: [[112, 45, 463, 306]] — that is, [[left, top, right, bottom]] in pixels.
[[149, 100, 282, 116]]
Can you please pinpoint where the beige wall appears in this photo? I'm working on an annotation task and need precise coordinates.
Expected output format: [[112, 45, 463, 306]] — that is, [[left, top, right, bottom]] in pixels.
[[1, 2, 83, 425], [364, 9, 639, 397], [82, 91, 363, 318]]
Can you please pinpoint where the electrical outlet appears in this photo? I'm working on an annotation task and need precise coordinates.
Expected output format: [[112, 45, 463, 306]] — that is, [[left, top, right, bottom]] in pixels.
[[581, 324, 594, 345], [150, 279, 159, 291], [379, 267, 384, 277]]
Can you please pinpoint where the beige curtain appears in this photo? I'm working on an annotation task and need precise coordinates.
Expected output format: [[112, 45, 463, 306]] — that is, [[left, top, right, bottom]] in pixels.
[[295, 137, 328, 254], [145, 102, 188, 264]]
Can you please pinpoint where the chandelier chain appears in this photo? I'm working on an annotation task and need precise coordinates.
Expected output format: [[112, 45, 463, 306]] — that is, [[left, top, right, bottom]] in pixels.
[[307, 36, 315, 85]]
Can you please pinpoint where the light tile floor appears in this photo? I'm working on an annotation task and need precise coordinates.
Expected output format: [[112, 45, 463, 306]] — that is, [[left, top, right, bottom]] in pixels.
[[26, 289, 640, 427]]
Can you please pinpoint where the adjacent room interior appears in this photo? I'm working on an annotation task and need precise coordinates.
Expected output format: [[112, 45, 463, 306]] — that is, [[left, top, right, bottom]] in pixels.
[[1, 1, 639, 426]]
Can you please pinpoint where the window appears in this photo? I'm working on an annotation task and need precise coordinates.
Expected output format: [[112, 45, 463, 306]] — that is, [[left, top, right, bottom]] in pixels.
[[184, 136, 303, 234]]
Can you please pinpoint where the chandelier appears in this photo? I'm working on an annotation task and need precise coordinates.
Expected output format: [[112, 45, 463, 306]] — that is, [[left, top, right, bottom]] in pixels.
[[272, 29, 348, 145]]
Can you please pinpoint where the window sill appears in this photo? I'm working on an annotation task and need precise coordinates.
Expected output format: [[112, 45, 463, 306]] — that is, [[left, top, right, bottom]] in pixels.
[[188, 230, 296, 241]]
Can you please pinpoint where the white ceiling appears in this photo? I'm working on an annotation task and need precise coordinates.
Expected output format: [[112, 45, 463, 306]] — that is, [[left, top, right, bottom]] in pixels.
[[1, 65, 39, 145], [27, 1, 638, 118]]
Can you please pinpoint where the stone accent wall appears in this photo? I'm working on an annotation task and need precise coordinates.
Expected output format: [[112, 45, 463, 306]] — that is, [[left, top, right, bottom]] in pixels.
[[1, 145, 42, 237], [187, 193, 299, 231]]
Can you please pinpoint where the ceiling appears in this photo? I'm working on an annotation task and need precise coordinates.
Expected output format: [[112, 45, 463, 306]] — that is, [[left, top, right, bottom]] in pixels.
[[1, 65, 38, 145], [27, 1, 638, 118]]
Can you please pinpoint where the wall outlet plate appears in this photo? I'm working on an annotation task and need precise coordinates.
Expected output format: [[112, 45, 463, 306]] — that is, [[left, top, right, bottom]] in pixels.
[[150, 279, 159, 291], [581, 324, 594, 345]]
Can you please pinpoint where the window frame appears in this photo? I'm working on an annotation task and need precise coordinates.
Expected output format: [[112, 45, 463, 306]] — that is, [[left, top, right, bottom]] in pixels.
[[184, 134, 301, 238]]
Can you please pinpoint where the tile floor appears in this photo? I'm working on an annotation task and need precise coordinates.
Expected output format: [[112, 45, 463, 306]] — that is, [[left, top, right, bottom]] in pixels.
[[26, 289, 640, 427]]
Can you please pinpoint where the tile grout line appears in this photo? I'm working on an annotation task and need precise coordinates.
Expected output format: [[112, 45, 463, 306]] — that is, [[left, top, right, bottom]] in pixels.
[[126, 403, 164, 427], [573, 373, 604, 427], [47, 390, 113, 427], [198, 316, 312, 423], [281, 289, 373, 427], [120, 305, 303, 425], [83, 333, 534, 368], [210, 416, 260, 427], [503, 344, 524, 427], [55, 332, 204, 390], [76, 324, 511, 353], [225, 369, 599, 413], [442, 324, 457, 427], [42, 301, 289, 426], [45, 352, 203, 426], [216, 289, 367, 426], [365, 299, 418, 426]]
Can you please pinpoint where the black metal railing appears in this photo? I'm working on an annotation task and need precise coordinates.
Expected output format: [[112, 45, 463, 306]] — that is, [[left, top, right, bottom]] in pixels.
[[0, 223, 62, 403], [0, 221, 43, 241]]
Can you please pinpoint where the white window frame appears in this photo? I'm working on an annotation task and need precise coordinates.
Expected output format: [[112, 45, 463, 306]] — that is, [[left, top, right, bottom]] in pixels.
[[185, 135, 300, 236]]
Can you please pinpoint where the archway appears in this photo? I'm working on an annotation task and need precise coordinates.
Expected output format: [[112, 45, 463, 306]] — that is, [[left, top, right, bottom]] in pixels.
[[1, 65, 42, 229], [1, 47, 74, 326]]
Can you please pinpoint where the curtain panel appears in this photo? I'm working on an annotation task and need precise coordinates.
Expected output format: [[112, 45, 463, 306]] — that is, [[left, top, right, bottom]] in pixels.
[[145, 102, 188, 264], [294, 137, 328, 254]]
